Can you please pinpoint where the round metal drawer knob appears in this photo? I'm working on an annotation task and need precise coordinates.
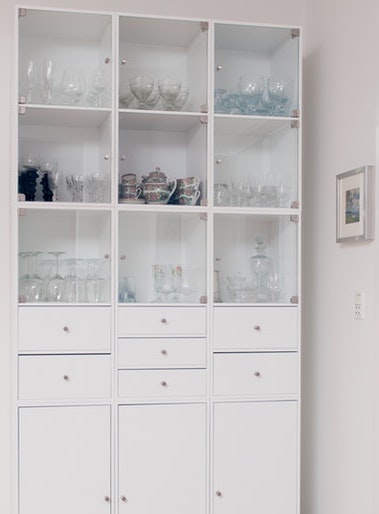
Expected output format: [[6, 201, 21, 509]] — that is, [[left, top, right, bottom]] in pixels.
[[63, 375, 70, 382], [216, 65, 223, 71], [161, 380, 168, 387], [161, 318, 168, 324], [63, 326, 70, 333], [254, 325, 261, 331], [254, 371, 261, 377], [120, 496, 128, 503], [161, 349, 168, 356], [104, 496, 111, 503], [215, 490, 223, 497]]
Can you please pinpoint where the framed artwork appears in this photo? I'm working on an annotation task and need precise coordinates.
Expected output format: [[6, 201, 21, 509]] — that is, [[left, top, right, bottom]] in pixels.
[[336, 165, 375, 242]]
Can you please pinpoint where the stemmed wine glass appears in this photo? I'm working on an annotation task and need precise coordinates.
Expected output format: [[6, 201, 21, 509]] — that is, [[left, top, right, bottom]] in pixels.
[[18, 251, 45, 302], [42, 58, 54, 104], [267, 78, 293, 115], [86, 67, 106, 107], [152, 264, 182, 303], [63, 258, 86, 303], [60, 68, 86, 105], [46, 251, 66, 302], [86, 258, 106, 303], [129, 76, 155, 109], [26, 59, 37, 103]]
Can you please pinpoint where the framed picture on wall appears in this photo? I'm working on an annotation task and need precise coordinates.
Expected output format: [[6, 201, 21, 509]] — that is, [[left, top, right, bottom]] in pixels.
[[336, 165, 375, 242]]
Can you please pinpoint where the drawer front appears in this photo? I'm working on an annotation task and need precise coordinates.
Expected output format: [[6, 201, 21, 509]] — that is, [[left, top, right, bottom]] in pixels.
[[213, 306, 298, 351], [118, 306, 207, 337], [18, 306, 111, 353], [213, 352, 298, 397], [118, 369, 207, 398], [19, 355, 111, 400], [118, 338, 207, 369]]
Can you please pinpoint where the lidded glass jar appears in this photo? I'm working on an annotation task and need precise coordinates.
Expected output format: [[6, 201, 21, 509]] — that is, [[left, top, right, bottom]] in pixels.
[[249, 235, 273, 302]]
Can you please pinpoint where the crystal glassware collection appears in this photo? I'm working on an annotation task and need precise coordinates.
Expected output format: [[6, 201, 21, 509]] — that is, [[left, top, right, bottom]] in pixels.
[[119, 75, 191, 111], [222, 235, 280, 303], [215, 75, 293, 116], [18, 155, 107, 203], [18, 252, 109, 303], [20, 58, 108, 107]]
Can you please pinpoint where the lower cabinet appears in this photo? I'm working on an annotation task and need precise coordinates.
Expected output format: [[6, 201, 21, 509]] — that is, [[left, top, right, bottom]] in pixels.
[[18, 405, 111, 514], [118, 402, 207, 514], [213, 401, 298, 514]]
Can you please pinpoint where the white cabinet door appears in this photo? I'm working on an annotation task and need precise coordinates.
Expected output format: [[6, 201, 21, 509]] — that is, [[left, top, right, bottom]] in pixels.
[[118, 403, 207, 514], [19, 405, 111, 514], [213, 401, 298, 514]]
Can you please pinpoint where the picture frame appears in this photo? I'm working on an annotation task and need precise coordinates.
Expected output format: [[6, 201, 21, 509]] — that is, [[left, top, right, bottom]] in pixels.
[[336, 165, 375, 242]]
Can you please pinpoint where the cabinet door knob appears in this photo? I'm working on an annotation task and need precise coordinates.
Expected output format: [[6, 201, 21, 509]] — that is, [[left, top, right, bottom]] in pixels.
[[104, 154, 110, 160], [254, 325, 261, 331], [253, 371, 261, 377], [121, 58, 127, 65], [120, 495, 127, 503], [161, 349, 168, 356], [104, 496, 111, 503], [63, 326, 70, 333], [63, 375, 70, 382], [216, 65, 223, 71], [215, 490, 223, 497], [161, 318, 167, 325], [161, 380, 168, 387], [104, 57, 111, 64]]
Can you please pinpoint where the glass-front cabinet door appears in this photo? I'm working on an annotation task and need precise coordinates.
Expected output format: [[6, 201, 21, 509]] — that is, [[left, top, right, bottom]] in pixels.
[[117, 16, 209, 207], [118, 211, 207, 304], [214, 23, 300, 117]]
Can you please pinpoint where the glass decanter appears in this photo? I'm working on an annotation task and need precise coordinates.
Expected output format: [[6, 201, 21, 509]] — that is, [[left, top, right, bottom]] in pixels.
[[248, 235, 273, 303]]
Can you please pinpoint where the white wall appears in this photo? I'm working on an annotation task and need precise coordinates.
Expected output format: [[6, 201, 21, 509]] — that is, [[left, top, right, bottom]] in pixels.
[[302, 1, 378, 513], [0, 1, 304, 513]]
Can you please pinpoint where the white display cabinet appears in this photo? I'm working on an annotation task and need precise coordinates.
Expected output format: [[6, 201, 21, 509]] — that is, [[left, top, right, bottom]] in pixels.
[[118, 211, 207, 303], [14, 8, 301, 514]]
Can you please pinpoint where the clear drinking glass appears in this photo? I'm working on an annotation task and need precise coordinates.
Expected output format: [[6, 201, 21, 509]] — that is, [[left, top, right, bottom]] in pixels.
[[26, 59, 38, 103], [42, 58, 54, 104], [152, 264, 182, 303], [63, 258, 87, 303], [66, 174, 85, 202], [86, 258, 106, 303], [46, 251, 66, 302], [86, 67, 106, 107], [60, 68, 86, 105], [18, 251, 45, 303]]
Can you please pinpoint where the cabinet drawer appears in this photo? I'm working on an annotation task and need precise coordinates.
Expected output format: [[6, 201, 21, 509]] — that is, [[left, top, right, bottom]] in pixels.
[[213, 352, 298, 397], [118, 369, 207, 398], [213, 306, 298, 351], [19, 355, 111, 400], [18, 306, 111, 353], [118, 338, 207, 369], [118, 306, 207, 336]]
